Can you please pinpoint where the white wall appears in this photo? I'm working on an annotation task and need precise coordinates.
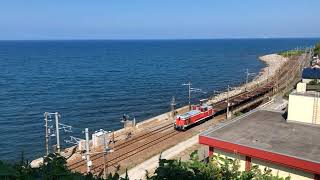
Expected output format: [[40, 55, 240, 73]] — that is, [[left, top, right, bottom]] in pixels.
[[252, 158, 314, 180], [213, 149, 314, 180], [287, 93, 320, 124], [302, 79, 313, 83], [213, 149, 246, 172]]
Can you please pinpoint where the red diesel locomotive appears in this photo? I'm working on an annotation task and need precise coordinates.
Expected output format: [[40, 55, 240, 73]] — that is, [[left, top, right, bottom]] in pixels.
[[174, 104, 215, 130]]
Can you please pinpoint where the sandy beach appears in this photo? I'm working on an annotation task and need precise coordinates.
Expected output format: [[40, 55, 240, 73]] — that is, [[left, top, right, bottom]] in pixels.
[[209, 54, 288, 104]]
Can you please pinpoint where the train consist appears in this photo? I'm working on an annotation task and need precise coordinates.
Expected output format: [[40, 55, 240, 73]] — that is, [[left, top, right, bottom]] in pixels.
[[174, 102, 215, 130]]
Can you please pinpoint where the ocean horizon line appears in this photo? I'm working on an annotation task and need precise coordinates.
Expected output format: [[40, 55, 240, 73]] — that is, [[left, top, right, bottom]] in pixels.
[[0, 37, 320, 42]]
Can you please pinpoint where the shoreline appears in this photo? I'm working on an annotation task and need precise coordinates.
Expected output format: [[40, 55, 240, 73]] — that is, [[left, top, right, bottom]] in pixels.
[[110, 53, 287, 145], [208, 54, 287, 104], [34, 53, 288, 168]]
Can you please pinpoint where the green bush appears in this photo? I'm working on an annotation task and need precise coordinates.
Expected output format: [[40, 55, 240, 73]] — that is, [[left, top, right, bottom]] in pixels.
[[307, 79, 320, 85], [278, 50, 304, 57], [148, 151, 291, 180], [0, 151, 292, 180], [0, 153, 128, 180]]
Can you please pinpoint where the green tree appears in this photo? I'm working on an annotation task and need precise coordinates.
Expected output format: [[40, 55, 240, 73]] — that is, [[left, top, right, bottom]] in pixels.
[[0, 153, 127, 180], [148, 150, 291, 180]]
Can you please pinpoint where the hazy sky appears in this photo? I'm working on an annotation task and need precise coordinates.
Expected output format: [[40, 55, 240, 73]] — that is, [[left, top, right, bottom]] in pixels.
[[0, 0, 319, 40]]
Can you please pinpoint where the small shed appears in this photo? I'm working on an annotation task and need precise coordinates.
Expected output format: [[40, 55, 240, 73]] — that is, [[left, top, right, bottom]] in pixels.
[[302, 67, 320, 83]]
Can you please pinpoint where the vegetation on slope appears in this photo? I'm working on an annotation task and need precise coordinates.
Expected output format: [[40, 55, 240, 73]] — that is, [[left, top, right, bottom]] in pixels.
[[147, 151, 290, 180], [278, 49, 304, 57], [0, 151, 290, 180], [0, 153, 128, 180]]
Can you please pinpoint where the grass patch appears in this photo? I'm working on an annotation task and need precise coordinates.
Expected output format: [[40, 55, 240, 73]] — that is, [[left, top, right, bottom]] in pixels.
[[234, 111, 244, 117], [278, 50, 304, 57]]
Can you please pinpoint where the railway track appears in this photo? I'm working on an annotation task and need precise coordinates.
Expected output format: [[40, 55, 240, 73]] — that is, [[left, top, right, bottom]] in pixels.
[[68, 81, 274, 174], [68, 122, 175, 171], [91, 129, 181, 175], [68, 52, 310, 176], [68, 82, 274, 174]]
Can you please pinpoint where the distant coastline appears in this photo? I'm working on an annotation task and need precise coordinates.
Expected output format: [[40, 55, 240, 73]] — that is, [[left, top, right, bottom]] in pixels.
[[209, 53, 286, 104], [1, 39, 318, 161], [0, 37, 320, 42]]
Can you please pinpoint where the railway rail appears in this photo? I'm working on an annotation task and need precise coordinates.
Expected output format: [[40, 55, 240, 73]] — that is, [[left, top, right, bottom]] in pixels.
[[69, 81, 272, 174], [68, 52, 311, 176], [68, 122, 174, 170], [69, 79, 275, 175], [91, 129, 181, 175]]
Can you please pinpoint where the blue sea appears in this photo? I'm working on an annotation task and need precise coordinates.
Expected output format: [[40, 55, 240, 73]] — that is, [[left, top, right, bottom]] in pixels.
[[0, 39, 319, 161]]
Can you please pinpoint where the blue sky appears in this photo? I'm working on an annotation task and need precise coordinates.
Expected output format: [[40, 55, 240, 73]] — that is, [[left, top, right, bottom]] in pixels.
[[0, 0, 319, 40]]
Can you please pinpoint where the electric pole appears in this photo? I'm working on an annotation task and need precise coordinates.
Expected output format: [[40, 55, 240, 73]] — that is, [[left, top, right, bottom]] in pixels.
[[183, 82, 192, 110], [44, 112, 49, 156], [103, 130, 107, 180], [182, 81, 205, 110], [245, 69, 256, 91], [267, 66, 270, 82], [55, 112, 61, 153], [170, 96, 176, 121], [85, 128, 91, 173], [226, 85, 231, 120], [43, 112, 72, 156]]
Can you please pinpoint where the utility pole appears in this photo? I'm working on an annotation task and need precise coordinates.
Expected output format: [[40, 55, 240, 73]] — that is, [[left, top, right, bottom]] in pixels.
[[85, 128, 91, 173], [226, 85, 231, 120], [170, 96, 177, 121], [133, 117, 136, 127], [245, 69, 256, 91], [103, 130, 108, 180], [267, 66, 270, 82], [182, 82, 205, 110], [55, 112, 61, 154], [94, 130, 113, 179], [112, 130, 115, 144], [185, 82, 192, 110], [43, 112, 72, 157], [246, 69, 249, 87], [44, 112, 49, 156]]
